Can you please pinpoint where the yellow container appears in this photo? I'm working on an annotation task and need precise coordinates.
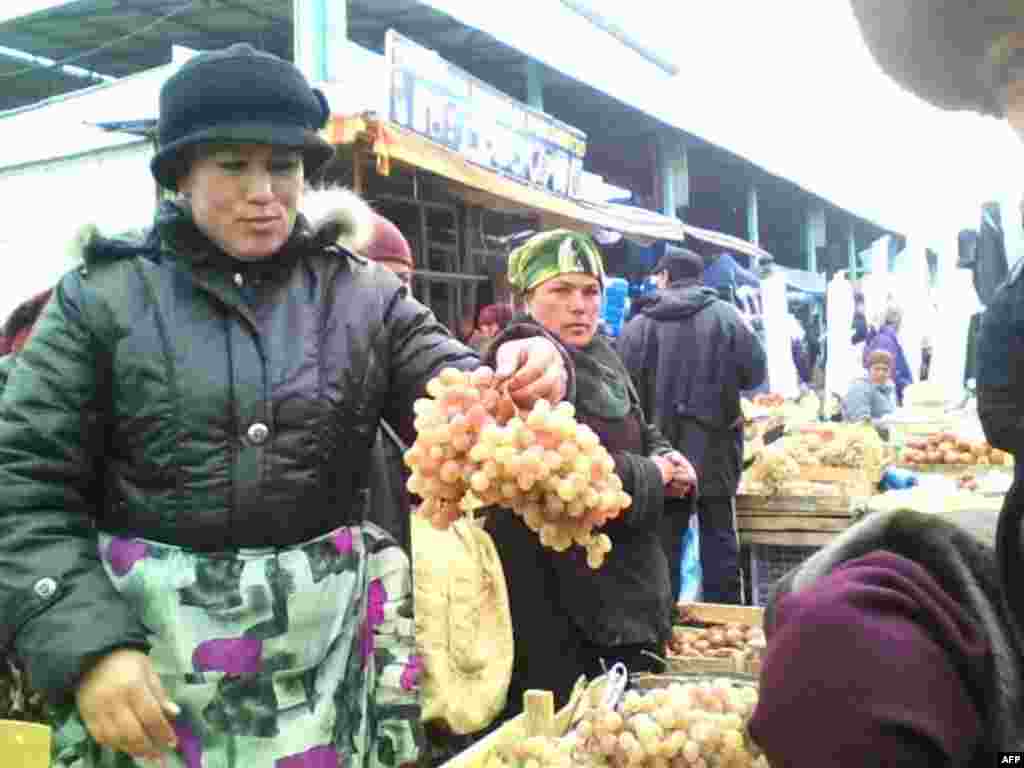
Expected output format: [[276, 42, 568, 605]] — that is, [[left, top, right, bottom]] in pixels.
[[0, 720, 51, 768]]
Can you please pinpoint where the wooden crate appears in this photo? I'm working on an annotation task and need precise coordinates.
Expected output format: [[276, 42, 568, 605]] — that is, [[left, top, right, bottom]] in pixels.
[[736, 492, 858, 547], [665, 652, 746, 676], [669, 603, 764, 676], [441, 683, 585, 768], [675, 602, 764, 626], [891, 463, 1013, 476], [798, 464, 879, 491]]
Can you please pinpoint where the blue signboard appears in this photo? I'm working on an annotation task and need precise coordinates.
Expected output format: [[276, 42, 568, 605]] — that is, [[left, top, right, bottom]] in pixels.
[[385, 30, 588, 199]]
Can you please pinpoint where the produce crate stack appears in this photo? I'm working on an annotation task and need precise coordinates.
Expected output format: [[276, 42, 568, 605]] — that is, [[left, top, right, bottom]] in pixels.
[[735, 492, 864, 549], [737, 423, 882, 552]]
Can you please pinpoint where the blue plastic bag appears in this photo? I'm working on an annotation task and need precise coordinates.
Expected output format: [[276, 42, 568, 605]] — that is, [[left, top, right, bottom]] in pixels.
[[679, 515, 702, 601], [880, 467, 919, 491]]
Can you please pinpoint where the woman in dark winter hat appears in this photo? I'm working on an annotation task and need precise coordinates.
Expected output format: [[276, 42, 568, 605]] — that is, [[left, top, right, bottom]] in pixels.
[[0, 44, 568, 767]]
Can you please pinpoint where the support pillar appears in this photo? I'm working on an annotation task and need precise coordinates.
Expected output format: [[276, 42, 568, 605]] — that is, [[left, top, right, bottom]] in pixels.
[[847, 222, 857, 278], [746, 183, 759, 246], [525, 59, 544, 111], [656, 134, 688, 218], [294, 0, 348, 82], [805, 202, 826, 273], [658, 135, 675, 218]]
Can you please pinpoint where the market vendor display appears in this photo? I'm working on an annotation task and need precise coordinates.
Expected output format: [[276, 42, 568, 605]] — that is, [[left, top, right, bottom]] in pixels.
[[749, 5, 1024, 765], [482, 229, 696, 720], [741, 422, 886, 496]]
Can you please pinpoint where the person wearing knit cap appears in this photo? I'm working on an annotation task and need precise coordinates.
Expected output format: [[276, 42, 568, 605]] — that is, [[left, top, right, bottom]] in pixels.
[[0, 43, 571, 767], [300, 187, 414, 285], [618, 243, 766, 604], [365, 213, 415, 285]]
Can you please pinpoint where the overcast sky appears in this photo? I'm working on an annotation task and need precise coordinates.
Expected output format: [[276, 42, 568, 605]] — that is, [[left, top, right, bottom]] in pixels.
[[613, 0, 1024, 260]]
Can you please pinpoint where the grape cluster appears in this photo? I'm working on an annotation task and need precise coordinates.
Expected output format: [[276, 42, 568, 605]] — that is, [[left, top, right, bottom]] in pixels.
[[404, 367, 630, 567], [573, 680, 768, 768], [494, 679, 768, 768]]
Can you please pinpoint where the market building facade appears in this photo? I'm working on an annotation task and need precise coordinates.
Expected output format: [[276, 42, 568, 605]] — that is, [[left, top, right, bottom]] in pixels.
[[0, 0, 899, 328]]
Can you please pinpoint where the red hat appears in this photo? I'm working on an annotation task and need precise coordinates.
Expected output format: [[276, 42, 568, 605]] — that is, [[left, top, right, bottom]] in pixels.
[[477, 304, 513, 329], [365, 214, 413, 268]]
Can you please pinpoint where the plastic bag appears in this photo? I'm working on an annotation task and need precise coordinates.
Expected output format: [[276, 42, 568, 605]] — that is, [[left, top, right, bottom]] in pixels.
[[678, 515, 702, 601]]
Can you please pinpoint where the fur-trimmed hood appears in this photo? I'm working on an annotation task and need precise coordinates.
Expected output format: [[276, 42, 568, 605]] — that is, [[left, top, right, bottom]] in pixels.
[[299, 186, 376, 255], [65, 186, 378, 263], [767, 504, 1024, 755], [4, 187, 379, 356]]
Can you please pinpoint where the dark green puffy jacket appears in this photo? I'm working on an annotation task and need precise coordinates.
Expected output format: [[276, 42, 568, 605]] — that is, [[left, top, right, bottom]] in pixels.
[[0, 202, 475, 704]]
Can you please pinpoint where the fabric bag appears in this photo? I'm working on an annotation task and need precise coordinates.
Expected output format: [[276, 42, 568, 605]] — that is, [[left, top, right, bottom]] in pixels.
[[411, 514, 514, 735]]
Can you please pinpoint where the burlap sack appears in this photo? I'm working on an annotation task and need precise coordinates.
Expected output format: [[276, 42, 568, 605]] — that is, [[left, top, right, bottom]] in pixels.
[[411, 514, 514, 735]]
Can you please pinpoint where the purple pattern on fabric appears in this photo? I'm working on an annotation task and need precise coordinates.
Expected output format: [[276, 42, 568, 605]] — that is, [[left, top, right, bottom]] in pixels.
[[400, 654, 423, 691], [105, 537, 149, 577], [332, 528, 353, 555], [360, 578, 388, 664], [173, 720, 203, 768], [366, 579, 387, 628], [192, 637, 263, 676], [275, 744, 342, 768], [360, 620, 374, 664]]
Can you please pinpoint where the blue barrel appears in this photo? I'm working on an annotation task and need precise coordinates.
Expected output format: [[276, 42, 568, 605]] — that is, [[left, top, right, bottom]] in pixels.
[[602, 277, 629, 337]]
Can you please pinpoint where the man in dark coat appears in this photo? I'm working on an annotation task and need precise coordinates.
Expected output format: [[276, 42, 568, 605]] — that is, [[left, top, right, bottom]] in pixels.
[[618, 246, 767, 603]]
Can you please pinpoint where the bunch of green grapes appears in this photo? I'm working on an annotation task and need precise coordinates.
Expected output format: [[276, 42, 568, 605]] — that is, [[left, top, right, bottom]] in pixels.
[[572, 680, 770, 768], [404, 367, 630, 568], [495, 733, 580, 768]]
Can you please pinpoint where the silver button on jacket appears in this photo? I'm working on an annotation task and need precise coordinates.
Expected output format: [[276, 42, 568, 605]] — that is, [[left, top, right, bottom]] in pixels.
[[34, 577, 57, 599], [247, 422, 270, 445]]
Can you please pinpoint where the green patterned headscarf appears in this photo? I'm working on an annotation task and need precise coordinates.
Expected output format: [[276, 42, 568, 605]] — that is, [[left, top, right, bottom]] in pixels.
[[507, 229, 605, 294]]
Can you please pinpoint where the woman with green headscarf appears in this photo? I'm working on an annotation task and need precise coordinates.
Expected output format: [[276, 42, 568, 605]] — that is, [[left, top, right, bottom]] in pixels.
[[484, 230, 696, 719]]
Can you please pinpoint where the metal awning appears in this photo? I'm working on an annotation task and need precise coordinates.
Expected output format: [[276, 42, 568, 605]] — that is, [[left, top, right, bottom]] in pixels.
[[327, 113, 772, 262]]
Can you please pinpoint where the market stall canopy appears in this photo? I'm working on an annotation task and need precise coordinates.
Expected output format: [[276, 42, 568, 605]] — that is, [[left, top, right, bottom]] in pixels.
[[327, 113, 772, 264], [848, 0, 1022, 117]]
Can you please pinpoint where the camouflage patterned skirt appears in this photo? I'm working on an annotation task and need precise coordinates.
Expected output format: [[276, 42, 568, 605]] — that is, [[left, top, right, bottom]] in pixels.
[[51, 523, 423, 768]]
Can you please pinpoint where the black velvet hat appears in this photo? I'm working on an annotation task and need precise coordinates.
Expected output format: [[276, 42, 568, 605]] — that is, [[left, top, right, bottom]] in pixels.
[[151, 43, 334, 190]]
